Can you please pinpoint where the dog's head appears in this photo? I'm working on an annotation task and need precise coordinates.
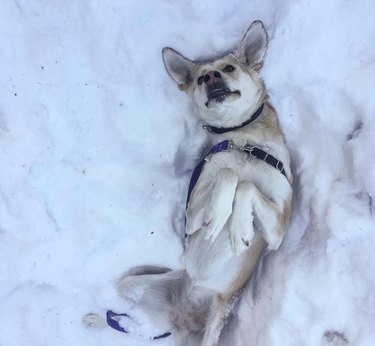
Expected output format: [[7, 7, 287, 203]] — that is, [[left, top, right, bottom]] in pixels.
[[162, 21, 268, 127]]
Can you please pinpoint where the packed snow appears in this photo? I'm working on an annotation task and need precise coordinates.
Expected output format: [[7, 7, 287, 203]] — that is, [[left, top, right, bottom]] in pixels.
[[1, 0, 375, 345]]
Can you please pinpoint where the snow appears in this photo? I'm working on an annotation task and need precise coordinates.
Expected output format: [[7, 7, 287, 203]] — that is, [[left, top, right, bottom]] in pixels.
[[0, 0, 374, 345]]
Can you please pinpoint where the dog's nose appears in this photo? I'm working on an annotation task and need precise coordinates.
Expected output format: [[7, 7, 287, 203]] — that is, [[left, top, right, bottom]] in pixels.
[[203, 71, 222, 84]]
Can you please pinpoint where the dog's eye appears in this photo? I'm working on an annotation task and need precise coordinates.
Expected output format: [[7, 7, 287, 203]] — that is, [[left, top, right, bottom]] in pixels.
[[223, 65, 235, 73], [197, 76, 205, 85]]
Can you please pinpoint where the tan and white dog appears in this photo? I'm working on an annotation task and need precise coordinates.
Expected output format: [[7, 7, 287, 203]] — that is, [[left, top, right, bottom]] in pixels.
[[84, 21, 292, 346]]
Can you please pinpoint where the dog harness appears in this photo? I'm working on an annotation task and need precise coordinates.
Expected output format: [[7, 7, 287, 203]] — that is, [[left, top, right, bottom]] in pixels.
[[186, 140, 287, 209], [186, 103, 287, 207]]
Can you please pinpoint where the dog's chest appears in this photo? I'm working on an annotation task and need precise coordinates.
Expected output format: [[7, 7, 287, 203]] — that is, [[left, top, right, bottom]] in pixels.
[[200, 150, 288, 200], [204, 150, 260, 179]]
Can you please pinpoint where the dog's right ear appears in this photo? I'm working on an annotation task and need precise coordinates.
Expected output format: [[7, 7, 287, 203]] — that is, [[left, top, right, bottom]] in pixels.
[[162, 47, 197, 91], [234, 20, 268, 71]]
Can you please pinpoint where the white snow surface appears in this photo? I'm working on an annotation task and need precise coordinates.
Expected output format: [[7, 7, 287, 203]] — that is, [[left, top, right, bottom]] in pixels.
[[1, 1, 375, 345]]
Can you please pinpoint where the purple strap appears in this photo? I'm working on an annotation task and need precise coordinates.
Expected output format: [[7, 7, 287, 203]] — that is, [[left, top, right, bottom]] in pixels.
[[106, 310, 172, 340], [186, 140, 230, 209], [106, 310, 129, 333]]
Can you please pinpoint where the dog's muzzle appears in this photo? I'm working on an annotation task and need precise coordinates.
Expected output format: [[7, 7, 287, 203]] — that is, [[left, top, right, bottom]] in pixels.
[[205, 88, 241, 107]]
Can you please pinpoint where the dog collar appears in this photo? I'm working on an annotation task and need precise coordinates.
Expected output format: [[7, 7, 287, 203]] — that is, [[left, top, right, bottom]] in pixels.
[[202, 103, 264, 134]]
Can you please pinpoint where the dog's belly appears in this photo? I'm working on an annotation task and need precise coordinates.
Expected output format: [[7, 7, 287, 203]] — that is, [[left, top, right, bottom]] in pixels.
[[184, 151, 288, 294], [184, 227, 265, 294]]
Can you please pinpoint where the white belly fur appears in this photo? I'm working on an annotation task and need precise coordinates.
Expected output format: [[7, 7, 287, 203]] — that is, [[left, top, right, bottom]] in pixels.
[[184, 150, 291, 293]]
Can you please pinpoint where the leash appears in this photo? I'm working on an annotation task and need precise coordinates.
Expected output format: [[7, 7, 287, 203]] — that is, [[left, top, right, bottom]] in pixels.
[[106, 310, 172, 340], [202, 103, 264, 134], [186, 140, 287, 209]]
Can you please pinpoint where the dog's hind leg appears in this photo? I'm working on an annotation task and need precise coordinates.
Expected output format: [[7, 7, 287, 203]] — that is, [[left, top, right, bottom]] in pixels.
[[118, 268, 181, 306], [115, 269, 187, 337], [201, 294, 230, 346]]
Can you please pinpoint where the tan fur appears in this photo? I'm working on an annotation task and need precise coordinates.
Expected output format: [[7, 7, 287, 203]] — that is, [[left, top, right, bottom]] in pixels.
[[165, 21, 293, 345], [83, 21, 292, 346]]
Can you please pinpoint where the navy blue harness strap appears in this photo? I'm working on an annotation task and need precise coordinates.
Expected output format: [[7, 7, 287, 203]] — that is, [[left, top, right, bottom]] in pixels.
[[106, 310, 172, 340], [186, 140, 231, 209], [186, 160, 205, 209], [250, 146, 287, 177]]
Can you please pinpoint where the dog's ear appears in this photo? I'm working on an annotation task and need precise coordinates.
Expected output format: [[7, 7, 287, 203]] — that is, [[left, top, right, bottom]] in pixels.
[[162, 47, 197, 91], [235, 21, 268, 71]]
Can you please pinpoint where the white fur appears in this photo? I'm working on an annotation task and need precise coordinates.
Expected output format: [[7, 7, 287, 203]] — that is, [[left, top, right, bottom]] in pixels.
[[84, 21, 293, 346], [192, 58, 265, 128]]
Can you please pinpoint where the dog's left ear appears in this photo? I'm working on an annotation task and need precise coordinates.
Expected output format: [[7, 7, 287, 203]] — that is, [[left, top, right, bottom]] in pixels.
[[162, 47, 197, 91], [235, 20, 268, 71]]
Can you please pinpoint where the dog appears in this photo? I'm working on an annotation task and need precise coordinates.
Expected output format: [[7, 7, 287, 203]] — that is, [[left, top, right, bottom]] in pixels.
[[84, 20, 293, 346]]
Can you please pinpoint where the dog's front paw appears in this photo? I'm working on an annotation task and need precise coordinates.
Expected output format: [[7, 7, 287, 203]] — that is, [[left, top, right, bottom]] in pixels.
[[228, 181, 255, 255], [187, 168, 237, 240], [203, 201, 233, 241], [202, 169, 238, 241], [202, 216, 227, 241], [229, 218, 255, 255], [185, 205, 205, 236]]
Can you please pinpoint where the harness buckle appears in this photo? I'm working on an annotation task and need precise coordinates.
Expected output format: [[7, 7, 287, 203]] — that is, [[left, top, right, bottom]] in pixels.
[[202, 125, 212, 132], [226, 140, 235, 151], [229, 141, 249, 152], [247, 145, 259, 157]]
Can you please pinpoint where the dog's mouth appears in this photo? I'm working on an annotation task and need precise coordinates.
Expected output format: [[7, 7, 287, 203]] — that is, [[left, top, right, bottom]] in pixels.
[[205, 89, 241, 107]]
